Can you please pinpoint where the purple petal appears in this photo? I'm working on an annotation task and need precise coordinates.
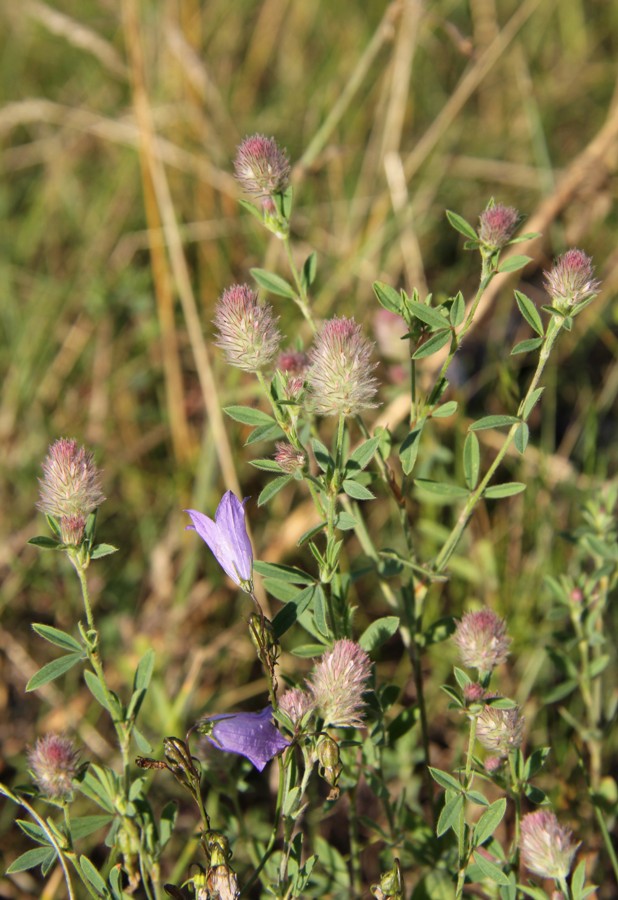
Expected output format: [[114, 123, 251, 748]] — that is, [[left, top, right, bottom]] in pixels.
[[208, 708, 290, 771], [213, 491, 253, 583]]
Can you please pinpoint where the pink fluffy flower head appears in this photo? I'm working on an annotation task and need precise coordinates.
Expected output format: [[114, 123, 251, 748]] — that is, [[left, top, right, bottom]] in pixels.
[[37, 438, 105, 522], [544, 249, 600, 311], [185, 491, 253, 591], [453, 609, 511, 676], [234, 134, 290, 196], [520, 809, 579, 880], [478, 202, 519, 250], [306, 317, 379, 417], [476, 704, 524, 757], [214, 284, 280, 373], [278, 688, 315, 728], [309, 639, 372, 728], [274, 442, 306, 475], [28, 734, 80, 800]]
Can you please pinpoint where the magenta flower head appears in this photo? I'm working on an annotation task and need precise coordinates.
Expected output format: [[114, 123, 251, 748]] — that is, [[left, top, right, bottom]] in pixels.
[[37, 439, 105, 544], [544, 248, 600, 312], [274, 442, 306, 475], [28, 734, 80, 800], [278, 687, 315, 729], [185, 491, 253, 592], [478, 202, 519, 251], [520, 809, 579, 880], [197, 707, 290, 771], [234, 134, 291, 196], [308, 639, 372, 728], [476, 704, 524, 757], [453, 608, 511, 676], [214, 284, 280, 373], [306, 317, 379, 417]]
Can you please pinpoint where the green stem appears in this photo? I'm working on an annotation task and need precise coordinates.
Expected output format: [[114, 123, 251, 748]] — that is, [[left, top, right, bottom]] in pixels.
[[455, 715, 478, 899], [282, 236, 316, 332]]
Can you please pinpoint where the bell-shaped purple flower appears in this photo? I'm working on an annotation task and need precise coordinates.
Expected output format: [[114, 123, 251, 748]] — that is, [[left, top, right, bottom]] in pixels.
[[185, 491, 253, 591], [199, 708, 290, 771]]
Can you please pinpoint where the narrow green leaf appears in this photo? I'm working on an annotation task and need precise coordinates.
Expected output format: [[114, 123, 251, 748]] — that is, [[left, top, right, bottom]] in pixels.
[[244, 423, 285, 445], [497, 254, 531, 273], [436, 793, 464, 837], [334, 511, 357, 530], [463, 432, 480, 489], [347, 435, 381, 471], [571, 859, 587, 900], [223, 405, 276, 427], [159, 801, 178, 850], [238, 198, 263, 222], [424, 616, 456, 646], [132, 725, 153, 754], [428, 767, 463, 793], [470, 415, 520, 431], [449, 292, 466, 327], [17, 820, 51, 845], [84, 670, 118, 715], [311, 438, 334, 472], [399, 422, 424, 475], [516, 887, 550, 900], [359, 616, 399, 651], [432, 400, 458, 418], [70, 815, 113, 842], [312, 586, 330, 638], [515, 290, 544, 336], [250, 267, 296, 299], [373, 281, 403, 315], [290, 642, 328, 658], [514, 423, 529, 454], [301, 252, 317, 290], [253, 561, 313, 584], [446, 209, 478, 240], [134, 648, 155, 693], [472, 852, 510, 885], [589, 654, 610, 678], [7, 847, 56, 874], [32, 624, 82, 653], [412, 329, 451, 359], [79, 855, 110, 896], [454, 667, 472, 689], [297, 520, 326, 546], [522, 387, 544, 420], [26, 652, 82, 691], [406, 299, 449, 331], [473, 798, 506, 847], [342, 479, 375, 501], [27, 536, 61, 550], [90, 544, 118, 560], [484, 482, 526, 499], [272, 585, 316, 637], [258, 475, 293, 506], [415, 479, 469, 499], [511, 337, 543, 355], [250, 458, 282, 472]]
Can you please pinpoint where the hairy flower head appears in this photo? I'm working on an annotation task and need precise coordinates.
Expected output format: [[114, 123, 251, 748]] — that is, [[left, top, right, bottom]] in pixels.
[[306, 317, 379, 417], [214, 284, 280, 372], [278, 688, 315, 728], [274, 442, 305, 475], [520, 809, 579, 880], [308, 639, 372, 728], [28, 734, 80, 800], [544, 249, 600, 311], [37, 439, 105, 522], [478, 202, 519, 250], [453, 609, 511, 676], [476, 704, 524, 757], [234, 134, 290, 196]]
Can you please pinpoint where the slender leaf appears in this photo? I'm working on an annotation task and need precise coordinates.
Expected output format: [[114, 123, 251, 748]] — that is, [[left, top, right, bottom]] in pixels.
[[428, 767, 463, 793], [90, 544, 118, 560], [407, 299, 449, 331], [514, 422, 529, 454], [253, 561, 313, 584], [412, 329, 451, 359], [17, 820, 51, 845], [484, 482, 526, 499], [6, 847, 56, 874], [511, 337, 543, 355], [26, 652, 82, 691], [250, 458, 282, 472], [272, 585, 317, 637], [472, 852, 510, 885], [446, 210, 478, 240], [258, 475, 293, 507], [132, 725, 153, 754], [399, 422, 424, 475], [449, 292, 466, 327], [359, 616, 400, 652], [134, 648, 155, 693], [515, 290, 544, 335], [470, 415, 520, 431], [473, 798, 507, 847], [415, 479, 469, 499], [497, 254, 531, 273], [70, 815, 113, 842], [432, 400, 458, 418], [250, 267, 296, 299], [245, 423, 285, 445], [301, 252, 317, 289], [335, 511, 357, 530], [223, 405, 275, 427], [342, 479, 375, 501], [522, 387, 545, 420], [436, 793, 464, 837], [79, 855, 110, 896], [32, 623, 81, 653], [27, 536, 61, 550], [463, 432, 480, 490], [373, 281, 403, 315], [347, 436, 381, 471], [84, 670, 119, 715]]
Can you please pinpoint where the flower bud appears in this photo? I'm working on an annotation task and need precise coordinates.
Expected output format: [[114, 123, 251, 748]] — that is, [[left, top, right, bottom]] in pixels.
[[37, 439, 105, 521], [309, 639, 372, 728], [274, 442, 305, 475], [520, 809, 579, 880], [214, 284, 280, 373], [476, 704, 524, 757], [478, 202, 519, 250], [306, 317, 379, 417], [463, 682, 486, 705], [278, 688, 315, 728], [453, 609, 511, 676], [371, 859, 404, 900], [544, 249, 600, 311], [317, 735, 342, 794], [234, 134, 290, 196], [28, 734, 79, 800]]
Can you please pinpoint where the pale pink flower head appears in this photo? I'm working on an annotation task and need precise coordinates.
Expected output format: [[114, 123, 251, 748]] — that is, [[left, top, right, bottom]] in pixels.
[[520, 809, 579, 880], [185, 491, 253, 591], [308, 639, 372, 728], [544, 249, 600, 311], [476, 704, 524, 757], [306, 317, 379, 417], [234, 134, 290, 196], [28, 734, 79, 800], [278, 688, 315, 727], [463, 682, 486, 705], [214, 284, 280, 373], [37, 439, 105, 521], [274, 442, 305, 475], [277, 350, 309, 376], [453, 609, 511, 676], [478, 202, 519, 250]]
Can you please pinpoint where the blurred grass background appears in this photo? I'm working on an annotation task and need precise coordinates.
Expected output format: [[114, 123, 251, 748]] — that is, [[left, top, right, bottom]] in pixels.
[[1, 0, 617, 896]]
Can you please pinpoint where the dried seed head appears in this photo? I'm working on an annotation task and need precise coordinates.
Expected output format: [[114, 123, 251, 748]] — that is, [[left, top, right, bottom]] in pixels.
[[520, 809, 579, 880], [28, 734, 79, 800], [214, 284, 280, 373], [478, 202, 519, 250], [476, 704, 524, 756], [453, 609, 511, 676], [544, 249, 600, 310], [308, 639, 372, 728], [234, 134, 290, 196], [306, 317, 379, 417], [37, 439, 105, 521]]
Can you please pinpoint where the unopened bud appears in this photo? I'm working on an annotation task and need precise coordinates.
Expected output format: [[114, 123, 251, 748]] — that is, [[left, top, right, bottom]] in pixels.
[[28, 734, 79, 800]]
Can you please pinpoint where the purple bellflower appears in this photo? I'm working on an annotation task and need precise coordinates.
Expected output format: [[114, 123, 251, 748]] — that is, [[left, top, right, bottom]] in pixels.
[[199, 708, 290, 771], [185, 491, 253, 592]]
